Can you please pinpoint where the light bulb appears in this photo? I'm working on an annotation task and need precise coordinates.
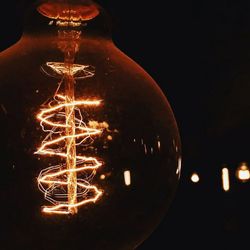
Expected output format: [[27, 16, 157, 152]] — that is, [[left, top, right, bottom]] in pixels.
[[236, 162, 250, 183], [0, 0, 181, 249], [191, 172, 200, 183], [222, 167, 230, 192]]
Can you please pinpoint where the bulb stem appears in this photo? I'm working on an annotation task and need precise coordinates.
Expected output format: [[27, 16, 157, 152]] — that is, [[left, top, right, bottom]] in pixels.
[[61, 30, 80, 215]]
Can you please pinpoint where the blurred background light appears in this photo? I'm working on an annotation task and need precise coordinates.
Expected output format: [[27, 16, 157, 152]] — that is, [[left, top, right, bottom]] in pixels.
[[191, 172, 200, 183], [236, 162, 250, 183], [222, 167, 230, 192], [124, 170, 131, 186]]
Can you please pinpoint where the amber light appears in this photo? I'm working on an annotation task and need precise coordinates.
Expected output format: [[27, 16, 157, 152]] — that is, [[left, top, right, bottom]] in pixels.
[[0, 0, 181, 248], [222, 168, 230, 192], [37, 2, 100, 21], [36, 94, 103, 215], [35, 24, 104, 215], [236, 162, 250, 183], [124, 170, 131, 186]]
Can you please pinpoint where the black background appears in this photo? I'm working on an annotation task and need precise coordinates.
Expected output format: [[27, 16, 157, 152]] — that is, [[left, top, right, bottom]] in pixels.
[[1, 1, 250, 249]]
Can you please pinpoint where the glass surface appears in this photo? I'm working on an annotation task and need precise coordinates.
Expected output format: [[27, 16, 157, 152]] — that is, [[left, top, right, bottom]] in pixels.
[[0, 1, 181, 249]]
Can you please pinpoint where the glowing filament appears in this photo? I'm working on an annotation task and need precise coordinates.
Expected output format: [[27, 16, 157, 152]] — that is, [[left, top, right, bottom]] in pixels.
[[35, 27, 104, 215], [41, 62, 95, 79], [36, 94, 103, 215]]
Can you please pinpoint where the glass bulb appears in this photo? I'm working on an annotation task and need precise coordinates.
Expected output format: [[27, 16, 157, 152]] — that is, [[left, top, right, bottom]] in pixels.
[[0, 0, 181, 249]]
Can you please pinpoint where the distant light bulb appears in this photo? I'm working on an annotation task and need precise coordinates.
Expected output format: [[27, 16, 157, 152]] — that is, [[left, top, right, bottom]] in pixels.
[[191, 172, 200, 183], [0, 0, 181, 249], [124, 170, 131, 186], [236, 162, 250, 183], [222, 167, 230, 192], [100, 174, 106, 180]]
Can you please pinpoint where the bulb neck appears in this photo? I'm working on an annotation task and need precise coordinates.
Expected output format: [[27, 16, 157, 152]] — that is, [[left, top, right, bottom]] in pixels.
[[58, 30, 81, 60], [22, 0, 112, 41]]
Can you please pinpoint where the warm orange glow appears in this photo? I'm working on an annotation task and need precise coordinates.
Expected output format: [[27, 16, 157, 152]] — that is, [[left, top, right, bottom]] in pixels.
[[42, 62, 95, 79], [34, 24, 106, 215], [124, 170, 131, 186], [236, 162, 250, 182], [37, 2, 100, 22], [100, 174, 106, 180], [222, 168, 230, 192], [36, 94, 103, 215]]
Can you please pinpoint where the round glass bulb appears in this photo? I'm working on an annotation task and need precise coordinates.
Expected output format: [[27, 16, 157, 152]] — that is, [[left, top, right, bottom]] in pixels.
[[0, 0, 181, 249]]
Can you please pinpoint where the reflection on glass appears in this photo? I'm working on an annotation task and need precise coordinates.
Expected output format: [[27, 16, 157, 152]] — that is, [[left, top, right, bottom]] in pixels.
[[157, 138, 161, 151], [191, 172, 200, 183], [132, 136, 165, 156], [236, 162, 250, 183], [141, 138, 144, 145], [124, 170, 131, 186], [176, 157, 182, 178], [150, 147, 154, 155], [100, 174, 106, 180], [222, 168, 230, 192]]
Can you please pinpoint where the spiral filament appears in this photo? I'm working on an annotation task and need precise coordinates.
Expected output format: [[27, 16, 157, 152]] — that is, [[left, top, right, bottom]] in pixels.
[[36, 61, 103, 215]]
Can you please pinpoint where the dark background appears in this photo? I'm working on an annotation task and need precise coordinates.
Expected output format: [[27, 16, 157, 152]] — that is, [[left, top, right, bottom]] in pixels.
[[1, 1, 250, 249]]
